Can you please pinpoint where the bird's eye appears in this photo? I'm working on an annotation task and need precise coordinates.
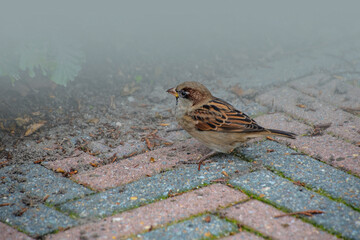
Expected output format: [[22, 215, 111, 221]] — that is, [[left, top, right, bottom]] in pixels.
[[179, 90, 189, 98]]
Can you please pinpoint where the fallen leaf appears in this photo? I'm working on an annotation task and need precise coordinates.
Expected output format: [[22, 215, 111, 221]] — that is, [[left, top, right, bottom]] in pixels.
[[130, 196, 138, 200], [211, 178, 227, 183], [15, 116, 31, 127], [90, 162, 98, 167], [163, 142, 173, 146], [24, 121, 46, 136], [145, 138, 154, 150], [14, 207, 28, 216], [204, 232, 212, 237], [333, 75, 344, 80], [159, 123, 170, 126], [274, 210, 324, 218], [266, 136, 275, 141], [69, 170, 78, 175], [149, 157, 156, 163], [221, 171, 229, 177], [259, 194, 266, 198], [55, 168, 65, 173], [33, 159, 44, 164], [293, 181, 306, 187], [32, 111, 41, 116], [204, 216, 211, 223], [230, 84, 244, 96], [296, 104, 307, 108], [43, 194, 50, 202], [267, 149, 274, 153], [87, 118, 99, 124]]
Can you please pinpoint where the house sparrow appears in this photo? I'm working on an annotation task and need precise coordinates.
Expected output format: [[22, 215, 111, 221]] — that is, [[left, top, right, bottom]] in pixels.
[[167, 81, 296, 170]]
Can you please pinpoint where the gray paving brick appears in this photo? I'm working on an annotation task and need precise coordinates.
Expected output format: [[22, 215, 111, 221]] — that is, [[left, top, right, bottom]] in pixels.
[[136, 214, 237, 240], [59, 155, 251, 218], [0, 203, 76, 238], [223, 40, 360, 89], [0, 164, 93, 205], [230, 170, 360, 240], [237, 140, 360, 209], [289, 74, 360, 109], [0, 172, 78, 237], [256, 86, 360, 143]]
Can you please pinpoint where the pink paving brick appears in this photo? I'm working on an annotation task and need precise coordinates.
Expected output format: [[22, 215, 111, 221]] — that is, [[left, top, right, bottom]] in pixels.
[[256, 86, 360, 143], [43, 150, 103, 173], [255, 113, 360, 176], [103, 141, 147, 159], [254, 113, 311, 136], [221, 231, 264, 240], [72, 138, 209, 191], [222, 200, 337, 240], [0, 222, 33, 240], [47, 184, 248, 240], [289, 74, 360, 109]]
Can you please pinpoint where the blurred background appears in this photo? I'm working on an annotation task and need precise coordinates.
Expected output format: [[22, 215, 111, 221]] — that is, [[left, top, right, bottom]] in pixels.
[[0, 0, 359, 131]]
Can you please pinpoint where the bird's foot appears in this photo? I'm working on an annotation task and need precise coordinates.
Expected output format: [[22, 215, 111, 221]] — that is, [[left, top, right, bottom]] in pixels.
[[178, 150, 218, 171]]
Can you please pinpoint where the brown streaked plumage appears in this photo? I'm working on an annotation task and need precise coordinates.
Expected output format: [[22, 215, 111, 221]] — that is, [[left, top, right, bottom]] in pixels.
[[167, 81, 296, 169]]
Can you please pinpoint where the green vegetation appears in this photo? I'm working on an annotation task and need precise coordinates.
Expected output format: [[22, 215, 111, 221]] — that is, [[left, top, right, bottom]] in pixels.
[[0, 39, 85, 86]]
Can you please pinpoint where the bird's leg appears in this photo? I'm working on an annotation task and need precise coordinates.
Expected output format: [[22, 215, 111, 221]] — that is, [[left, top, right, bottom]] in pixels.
[[197, 150, 217, 171], [178, 150, 218, 170]]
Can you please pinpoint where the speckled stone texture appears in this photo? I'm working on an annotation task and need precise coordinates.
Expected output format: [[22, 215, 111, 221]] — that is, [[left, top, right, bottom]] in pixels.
[[231, 170, 360, 240], [254, 113, 360, 176], [44, 150, 103, 173], [0, 164, 93, 205], [223, 200, 337, 240], [59, 156, 251, 218], [138, 215, 237, 240], [0, 222, 34, 240], [256, 86, 360, 143], [48, 184, 247, 240], [71, 138, 211, 190], [288, 73, 360, 109], [238, 140, 360, 209], [221, 232, 264, 240]]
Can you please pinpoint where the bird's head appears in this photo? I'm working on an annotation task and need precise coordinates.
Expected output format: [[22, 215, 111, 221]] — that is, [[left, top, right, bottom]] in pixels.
[[166, 81, 212, 107]]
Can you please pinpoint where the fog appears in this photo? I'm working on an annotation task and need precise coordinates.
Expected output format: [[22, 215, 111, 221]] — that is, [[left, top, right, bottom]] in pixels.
[[1, 0, 360, 88]]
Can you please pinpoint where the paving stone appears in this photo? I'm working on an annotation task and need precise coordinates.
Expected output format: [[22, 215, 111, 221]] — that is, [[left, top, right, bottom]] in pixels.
[[223, 42, 359, 89], [0, 222, 33, 240], [72, 139, 211, 191], [137, 214, 237, 240], [43, 150, 103, 173], [254, 113, 360, 176], [103, 140, 148, 159], [220, 231, 264, 240], [289, 74, 360, 109], [254, 113, 311, 136], [238, 140, 360, 209], [223, 200, 337, 240], [256, 86, 360, 143], [48, 184, 247, 240], [230, 170, 360, 240], [0, 164, 93, 205], [1, 171, 77, 237], [0, 204, 77, 238], [59, 156, 251, 218]]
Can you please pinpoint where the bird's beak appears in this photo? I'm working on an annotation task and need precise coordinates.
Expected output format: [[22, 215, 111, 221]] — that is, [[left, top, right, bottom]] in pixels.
[[166, 87, 179, 98]]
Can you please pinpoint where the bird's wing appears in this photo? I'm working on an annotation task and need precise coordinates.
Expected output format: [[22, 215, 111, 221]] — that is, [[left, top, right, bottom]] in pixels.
[[189, 98, 265, 132]]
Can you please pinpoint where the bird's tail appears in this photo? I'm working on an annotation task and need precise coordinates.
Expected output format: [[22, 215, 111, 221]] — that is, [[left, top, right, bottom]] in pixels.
[[265, 129, 297, 139]]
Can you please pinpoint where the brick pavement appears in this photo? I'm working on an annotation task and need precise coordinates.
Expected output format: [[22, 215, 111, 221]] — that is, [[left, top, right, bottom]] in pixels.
[[1, 73, 360, 239]]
